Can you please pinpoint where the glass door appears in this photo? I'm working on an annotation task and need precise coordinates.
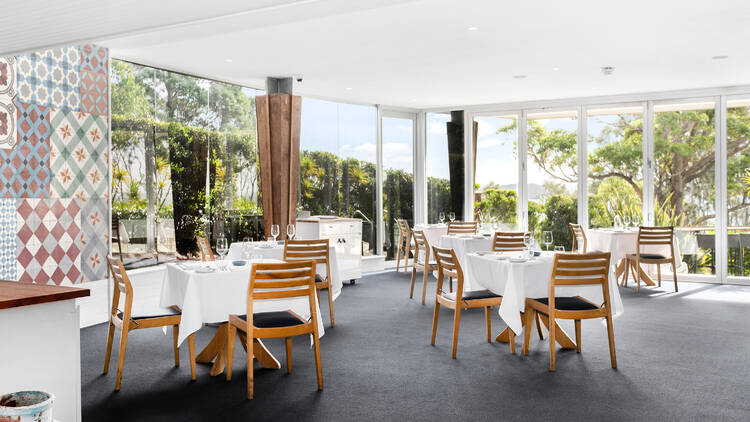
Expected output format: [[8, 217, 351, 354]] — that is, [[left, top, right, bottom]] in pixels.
[[726, 98, 750, 283]]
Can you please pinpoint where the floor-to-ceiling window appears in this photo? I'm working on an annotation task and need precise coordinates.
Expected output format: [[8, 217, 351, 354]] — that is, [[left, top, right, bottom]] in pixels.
[[298, 98, 377, 255], [426, 112, 451, 223], [726, 99, 750, 280], [653, 101, 716, 277], [526, 110, 578, 248], [587, 106, 644, 228], [381, 115, 414, 259], [474, 115, 519, 231]]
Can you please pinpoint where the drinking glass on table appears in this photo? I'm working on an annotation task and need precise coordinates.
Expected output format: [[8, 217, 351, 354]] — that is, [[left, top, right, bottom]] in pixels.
[[449, 212, 456, 223], [271, 224, 280, 242], [542, 231, 553, 251], [216, 236, 229, 263], [523, 235, 532, 258], [439, 212, 445, 224], [554, 245, 565, 253], [242, 242, 252, 259], [287, 224, 296, 240], [623, 215, 631, 229]]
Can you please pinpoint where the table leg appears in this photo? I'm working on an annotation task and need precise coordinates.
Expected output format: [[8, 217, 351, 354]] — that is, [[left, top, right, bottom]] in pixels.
[[196, 323, 282, 376], [615, 259, 627, 285], [629, 261, 657, 286], [536, 314, 577, 350]]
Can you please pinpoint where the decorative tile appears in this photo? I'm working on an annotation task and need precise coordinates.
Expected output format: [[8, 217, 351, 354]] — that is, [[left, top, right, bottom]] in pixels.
[[50, 109, 107, 199], [0, 57, 17, 149], [80, 198, 108, 282], [80, 44, 108, 75], [16, 198, 82, 285], [79, 68, 107, 116], [17, 47, 80, 110], [0, 198, 15, 280], [16, 51, 49, 106], [0, 102, 51, 198]]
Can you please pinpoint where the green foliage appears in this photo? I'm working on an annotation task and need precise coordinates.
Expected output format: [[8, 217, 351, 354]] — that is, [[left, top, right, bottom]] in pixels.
[[539, 195, 577, 249], [475, 189, 517, 224]]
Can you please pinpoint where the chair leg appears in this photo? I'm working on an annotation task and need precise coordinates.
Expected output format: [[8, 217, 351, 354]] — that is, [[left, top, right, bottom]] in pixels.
[[285, 337, 293, 374], [226, 324, 237, 381], [672, 259, 678, 292], [484, 307, 491, 343], [574, 320, 581, 353], [327, 284, 335, 327], [535, 312, 544, 340], [246, 332, 254, 399], [396, 241, 402, 272], [430, 301, 440, 345], [421, 267, 429, 305], [449, 277, 453, 293], [548, 314, 556, 372], [313, 331, 324, 391], [409, 266, 417, 299], [622, 259, 630, 287], [173, 325, 180, 367], [522, 309, 534, 355], [636, 262, 641, 293], [114, 327, 130, 391], [404, 244, 410, 273], [103, 321, 115, 374], [605, 316, 617, 369], [188, 334, 196, 381], [657, 264, 662, 287], [509, 328, 516, 355], [451, 307, 462, 359]]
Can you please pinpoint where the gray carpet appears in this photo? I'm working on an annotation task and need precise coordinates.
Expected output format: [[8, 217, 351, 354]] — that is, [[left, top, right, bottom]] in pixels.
[[81, 270, 750, 421]]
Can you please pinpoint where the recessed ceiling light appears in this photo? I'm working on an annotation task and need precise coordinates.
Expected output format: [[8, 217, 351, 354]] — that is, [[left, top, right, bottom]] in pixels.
[[712, 55, 729, 60], [552, 67, 560, 71], [512, 75, 526, 79], [223, 58, 233, 63], [467, 26, 479, 31], [345, 87, 353, 90]]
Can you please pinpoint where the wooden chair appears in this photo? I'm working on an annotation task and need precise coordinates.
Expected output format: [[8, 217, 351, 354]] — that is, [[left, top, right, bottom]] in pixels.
[[111, 215, 123, 255], [491, 232, 527, 252], [569, 223, 587, 253], [623, 226, 678, 292], [225, 261, 323, 399], [103, 257, 196, 391], [410, 230, 439, 305], [395, 219, 414, 273], [522, 252, 616, 371], [197, 236, 215, 261], [430, 246, 508, 358], [284, 239, 335, 327], [447, 221, 478, 235]]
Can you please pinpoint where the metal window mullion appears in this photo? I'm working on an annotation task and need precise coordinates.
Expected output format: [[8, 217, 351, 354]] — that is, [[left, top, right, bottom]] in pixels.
[[376, 105, 384, 255], [578, 106, 588, 228], [716, 96, 728, 283], [643, 101, 655, 225], [519, 111, 528, 231], [415, 111, 425, 224]]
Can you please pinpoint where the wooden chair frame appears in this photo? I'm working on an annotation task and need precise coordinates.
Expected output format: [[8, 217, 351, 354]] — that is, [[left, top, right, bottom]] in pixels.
[[430, 246, 508, 357], [410, 230, 439, 305], [225, 261, 322, 399], [491, 232, 528, 252], [623, 226, 678, 292], [569, 223, 587, 253], [447, 221, 478, 235], [284, 239, 335, 327], [197, 236, 215, 261], [522, 252, 616, 371], [395, 219, 414, 274], [103, 257, 195, 391]]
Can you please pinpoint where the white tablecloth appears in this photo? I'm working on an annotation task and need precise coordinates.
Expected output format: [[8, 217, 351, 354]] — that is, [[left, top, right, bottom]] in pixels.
[[414, 224, 448, 249], [160, 259, 325, 346], [587, 229, 683, 273], [227, 242, 342, 301], [466, 252, 624, 335], [438, 234, 493, 291]]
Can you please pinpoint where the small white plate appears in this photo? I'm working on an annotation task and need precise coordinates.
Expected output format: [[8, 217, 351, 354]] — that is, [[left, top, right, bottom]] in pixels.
[[475, 251, 493, 256], [495, 255, 509, 260], [509, 257, 529, 263], [195, 266, 215, 273], [259, 244, 277, 249]]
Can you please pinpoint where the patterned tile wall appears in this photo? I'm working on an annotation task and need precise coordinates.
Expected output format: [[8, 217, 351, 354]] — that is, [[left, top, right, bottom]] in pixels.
[[1, 44, 109, 284]]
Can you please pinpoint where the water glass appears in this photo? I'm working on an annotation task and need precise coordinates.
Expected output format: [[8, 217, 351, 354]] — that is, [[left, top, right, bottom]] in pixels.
[[449, 212, 456, 222], [439, 212, 445, 224], [554, 245, 565, 253], [623, 215, 631, 229], [271, 224, 280, 242], [542, 231, 553, 251], [287, 224, 296, 240], [216, 236, 228, 261]]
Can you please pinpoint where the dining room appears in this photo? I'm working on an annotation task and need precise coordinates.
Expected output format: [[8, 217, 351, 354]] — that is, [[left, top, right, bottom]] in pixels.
[[1, 1, 750, 421]]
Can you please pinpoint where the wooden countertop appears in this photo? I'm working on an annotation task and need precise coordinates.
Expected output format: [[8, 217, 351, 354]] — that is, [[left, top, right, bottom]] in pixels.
[[0, 281, 90, 310]]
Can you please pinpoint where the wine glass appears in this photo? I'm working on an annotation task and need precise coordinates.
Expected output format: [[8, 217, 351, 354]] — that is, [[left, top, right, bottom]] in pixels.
[[271, 224, 280, 242], [523, 234, 533, 258], [623, 215, 631, 230], [286, 224, 296, 240], [542, 231, 553, 251], [439, 212, 445, 224], [216, 236, 228, 264], [554, 245, 565, 253], [449, 212, 456, 223]]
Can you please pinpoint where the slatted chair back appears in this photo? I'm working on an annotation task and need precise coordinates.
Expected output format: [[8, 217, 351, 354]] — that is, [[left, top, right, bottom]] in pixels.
[[283, 239, 331, 279], [569, 223, 587, 253], [447, 221, 478, 235], [246, 261, 318, 330], [412, 230, 431, 265], [197, 237, 215, 261], [492, 232, 527, 252], [432, 246, 464, 296], [548, 252, 612, 306], [396, 219, 411, 241], [106, 256, 133, 306], [637, 226, 675, 255]]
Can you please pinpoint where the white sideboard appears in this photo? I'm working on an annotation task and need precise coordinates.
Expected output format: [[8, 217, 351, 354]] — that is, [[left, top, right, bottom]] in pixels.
[[296, 217, 363, 281]]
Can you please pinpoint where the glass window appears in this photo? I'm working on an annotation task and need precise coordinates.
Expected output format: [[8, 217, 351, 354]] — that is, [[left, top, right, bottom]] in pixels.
[[587, 107, 644, 228], [426, 112, 451, 224], [654, 102, 716, 276], [526, 111, 578, 248], [726, 99, 750, 278], [382, 116, 414, 260], [474, 115, 519, 231]]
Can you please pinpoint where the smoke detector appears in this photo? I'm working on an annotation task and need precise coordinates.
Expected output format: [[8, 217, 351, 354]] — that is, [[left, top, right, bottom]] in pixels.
[[601, 66, 615, 76]]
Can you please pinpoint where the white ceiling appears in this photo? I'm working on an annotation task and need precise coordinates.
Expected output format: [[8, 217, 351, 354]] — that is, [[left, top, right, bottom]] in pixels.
[[6, 0, 750, 109]]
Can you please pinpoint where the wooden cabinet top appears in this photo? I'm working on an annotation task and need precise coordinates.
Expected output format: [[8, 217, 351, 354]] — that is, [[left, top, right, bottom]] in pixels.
[[0, 281, 90, 310]]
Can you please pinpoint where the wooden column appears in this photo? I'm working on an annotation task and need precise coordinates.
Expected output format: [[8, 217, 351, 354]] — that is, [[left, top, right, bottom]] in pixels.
[[256, 93, 302, 240]]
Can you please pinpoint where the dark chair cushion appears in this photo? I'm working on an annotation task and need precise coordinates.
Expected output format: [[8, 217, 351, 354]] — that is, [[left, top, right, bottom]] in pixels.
[[532, 297, 599, 311], [238, 311, 305, 328], [462, 290, 502, 300], [315, 274, 326, 284], [629, 253, 667, 260], [117, 306, 180, 320]]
